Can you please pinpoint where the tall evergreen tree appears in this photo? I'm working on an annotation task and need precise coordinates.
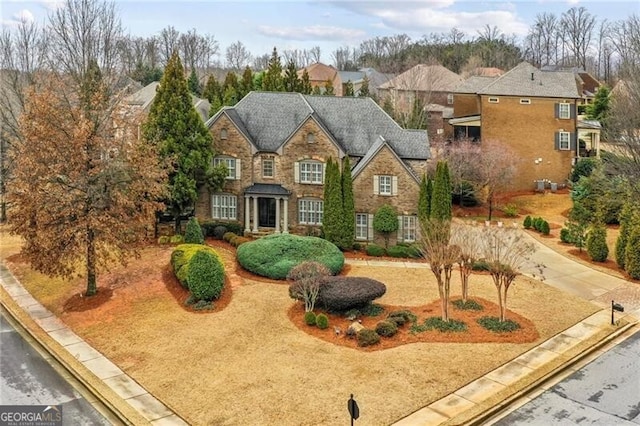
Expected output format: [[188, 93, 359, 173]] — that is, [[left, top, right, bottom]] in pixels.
[[418, 174, 429, 226], [283, 59, 300, 92], [324, 78, 335, 96], [223, 84, 239, 106], [203, 74, 222, 105], [344, 80, 354, 96], [312, 85, 321, 95], [223, 71, 239, 92], [187, 69, 201, 95], [322, 158, 343, 246], [426, 177, 433, 217], [143, 51, 226, 232], [625, 223, 640, 279], [359, 75, 370, 97], [262, 47, 284, 91], [239, 66, 254, 98], [431, 161, 452, 221], [586, 85, 610, 128], [300, 69, 312, 94], [615, 199, 634, 269], [340, 156, 355, 250]]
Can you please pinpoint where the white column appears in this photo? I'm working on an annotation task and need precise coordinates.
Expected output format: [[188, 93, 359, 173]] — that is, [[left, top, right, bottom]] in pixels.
[[275, 197, 281, 233], [252, 197, 259, 232], [244, 196, 251, 233], [283, 198, 289, 233]]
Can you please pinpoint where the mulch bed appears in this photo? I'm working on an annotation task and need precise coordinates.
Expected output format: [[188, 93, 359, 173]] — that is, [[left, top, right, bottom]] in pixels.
[[568, 248, 639, 283], [287, 297, 540, 352]]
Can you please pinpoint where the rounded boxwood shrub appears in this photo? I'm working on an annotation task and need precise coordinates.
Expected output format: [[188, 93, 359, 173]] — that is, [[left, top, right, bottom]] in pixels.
[[213, 225, 227, 240], [560, 228, 573, 244], [523, 215, 532, 229], [184, 217, 204, 244], [304, 311, 317, 326], [236, 234, 344, 279], [187, 250, 225, 301], [171, 244, 221, 290], [540, 220, 550, 235], [158, 235, 170, 244], [223, 232, 236, 242], [366, 244, 385, 257], [356, 328, 380, 347], [387, 245, 410, 258], [170, 234, 184, 244], [315, 313, 329, 329], [375, 320, 398, 337], [316, 277, 386, 311]]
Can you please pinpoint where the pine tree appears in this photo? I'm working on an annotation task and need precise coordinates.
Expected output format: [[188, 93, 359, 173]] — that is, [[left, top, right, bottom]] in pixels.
[[223, 84, 239, 106], [223, 71, 239, 92], [322, 158, 343, 247], [359, 75, 370, 97], [344, 80, 354, 96], [586, 85, 610, 128], [426, 177, 433, 218], [239, 66, 254, 99], [625, 223, 640, 279], [431, 161, 452, 222], [203, 75, 222, 105], [262, 47, 284, 91], [311, 85, 321, 95], [283, 59, 300, 92], [587, 208, 609, 262], [187, 69, 201, 95], [143, 51, 226, 232], [340, 156, 355, 250], [300, 69, 312, 94], [615, 200, 634, 269], [324, 78, 335, 96], [418, 174, 429, 227]]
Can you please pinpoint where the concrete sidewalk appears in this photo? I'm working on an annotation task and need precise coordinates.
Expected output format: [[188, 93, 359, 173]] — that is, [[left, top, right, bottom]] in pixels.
[[0, 264, 187, 426]]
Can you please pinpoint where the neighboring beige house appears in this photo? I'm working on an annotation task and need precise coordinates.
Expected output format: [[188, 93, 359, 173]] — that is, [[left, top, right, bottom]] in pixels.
[[198, 92, 430, 245], [450, 62, 601, 190], [124, 81, 211, 121]]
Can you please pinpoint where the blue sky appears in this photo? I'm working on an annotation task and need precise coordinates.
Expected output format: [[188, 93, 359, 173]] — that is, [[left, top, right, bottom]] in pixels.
[[2, 0, 638, 64]]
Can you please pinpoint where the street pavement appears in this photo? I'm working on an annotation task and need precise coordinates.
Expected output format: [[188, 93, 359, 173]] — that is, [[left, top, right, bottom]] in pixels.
[[0, 311, 111, 425], [491, 330, 640, 425]]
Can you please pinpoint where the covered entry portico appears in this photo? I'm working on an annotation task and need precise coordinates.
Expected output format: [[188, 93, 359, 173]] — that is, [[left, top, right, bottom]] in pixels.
[[244, 184, 291, 234]]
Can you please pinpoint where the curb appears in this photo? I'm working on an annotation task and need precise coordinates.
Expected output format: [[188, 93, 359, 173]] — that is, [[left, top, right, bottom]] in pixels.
[[464, 319, 639, 425]]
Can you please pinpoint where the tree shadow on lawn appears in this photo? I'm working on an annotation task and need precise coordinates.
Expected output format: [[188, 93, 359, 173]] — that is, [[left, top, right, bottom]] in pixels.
[[63, 287, 113, 313], [288, 297, 540, 352]]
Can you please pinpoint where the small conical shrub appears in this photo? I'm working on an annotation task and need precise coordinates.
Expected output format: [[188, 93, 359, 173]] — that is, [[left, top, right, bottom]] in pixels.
[[523, 215, 532, 229], [184, 217, 204, 244], [540, 220, 550, 235], [625, 227, 640, 279], [586, 225, 609, 262]]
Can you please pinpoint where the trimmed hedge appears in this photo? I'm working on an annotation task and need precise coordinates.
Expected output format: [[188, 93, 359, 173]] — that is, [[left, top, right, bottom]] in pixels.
[[316, 276, 386, 311], [187, 249, 225, 301], [386, 244, 421, 258], [236, 234, 344, 279], [366, 244, 386, 257], [171, 244, 222, 290], [201, 220, 244, 237]]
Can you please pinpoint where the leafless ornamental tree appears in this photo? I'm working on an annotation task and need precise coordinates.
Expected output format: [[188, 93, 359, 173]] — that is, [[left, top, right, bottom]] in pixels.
[[450, 222, 483, 303], [481, 227, 536, 322]]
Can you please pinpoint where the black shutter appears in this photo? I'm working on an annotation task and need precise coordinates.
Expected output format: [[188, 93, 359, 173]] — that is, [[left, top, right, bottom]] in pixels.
[[570, 104, 577, 119], [570, 133, 577, 152], [554, 132, 560, 150], [554, 103, 559, 119]]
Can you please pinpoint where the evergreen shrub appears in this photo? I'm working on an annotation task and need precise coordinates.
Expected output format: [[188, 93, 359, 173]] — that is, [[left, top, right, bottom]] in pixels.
[[316, 277, 386, 311], [315, 313, 329, 329], [586, 225, 609, 262], [304, 311, 317, 326], [184, 217, 204, 244], [187, 250, 225, 301], [356, 329, 380, 347], [375, 320, 398, 337], [366, 244, 386, 257]]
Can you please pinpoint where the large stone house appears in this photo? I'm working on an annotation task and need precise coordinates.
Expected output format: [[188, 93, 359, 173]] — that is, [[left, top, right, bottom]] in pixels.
[[450, 62, 601, 191], [197, 91, 430, 244]]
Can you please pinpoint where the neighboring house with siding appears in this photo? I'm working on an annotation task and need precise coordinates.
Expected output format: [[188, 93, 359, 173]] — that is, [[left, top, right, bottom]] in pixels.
[[198, 91, 430, 245], [450, 61, 601, 190]]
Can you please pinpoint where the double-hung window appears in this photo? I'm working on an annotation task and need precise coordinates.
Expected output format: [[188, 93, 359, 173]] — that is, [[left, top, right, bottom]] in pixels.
[[355, 213, 368, 240], [300, 161, 323, 184], [558, 103, 571, 119], [212, 194, 237, 220], [298, 199, 323, 225], [262, 158, 274, 178], [378, 175, 392, 195], [214, 157, 237, 180], [558, 132, 570, 150], [402, 216, 417, 242]]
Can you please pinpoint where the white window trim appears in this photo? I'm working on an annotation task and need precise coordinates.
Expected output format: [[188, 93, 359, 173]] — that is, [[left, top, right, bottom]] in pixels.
[[298, 161, 323, 184], [262, 158, 274, 178], [488, 97, 499, 103], [211, 194, 237, 220], [379, 175, 392, 195], [374, 175, 398, 196], [558, 103, 571, 119], [214, 157, 240, 180], [520, 99, 531, 105], [220, 128, 228, 140], [559, 131, 570, 150], [298, 199, 324, 225], [355, 213, 368, 241], [397, 215, 417, 243]]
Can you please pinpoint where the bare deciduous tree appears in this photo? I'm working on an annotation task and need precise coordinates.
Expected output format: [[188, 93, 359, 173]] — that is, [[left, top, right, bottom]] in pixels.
[[561, 6, 596, 70], [480, 227, 535, 322], [417, 219, 460, 322], [159, 25, 180, 67], [226, 41, 252, 70], [450, 222, 483, 303]]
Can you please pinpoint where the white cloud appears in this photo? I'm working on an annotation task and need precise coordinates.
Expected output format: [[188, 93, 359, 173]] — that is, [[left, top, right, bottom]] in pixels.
[[567, 0, 580, 4], [331, 1, 530, 37], [257, 25, 366, 41], [1, 8, 35, 27]]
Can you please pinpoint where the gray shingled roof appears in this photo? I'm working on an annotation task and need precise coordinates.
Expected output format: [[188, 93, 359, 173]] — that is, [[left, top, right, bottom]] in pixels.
[[379, 64, 463, 92], [338, 71, 365, 83], [209, 92, 429, 160], [454, 76, 496, 94], [245, 183, 290, 195], [477, 62, 580, 98]]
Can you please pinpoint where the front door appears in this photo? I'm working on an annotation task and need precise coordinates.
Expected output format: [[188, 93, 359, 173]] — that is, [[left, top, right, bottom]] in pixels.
[[258, 197, 276, 227]]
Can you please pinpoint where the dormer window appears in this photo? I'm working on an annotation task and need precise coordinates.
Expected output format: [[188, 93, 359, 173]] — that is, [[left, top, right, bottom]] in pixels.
[[306, 132, 315, 143], [220, 128, 228, 140]]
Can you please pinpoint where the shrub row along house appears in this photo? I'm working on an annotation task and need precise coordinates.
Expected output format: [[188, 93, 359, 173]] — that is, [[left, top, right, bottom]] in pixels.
[[450, 62, 602, 190], [197, 92, 429, 243]]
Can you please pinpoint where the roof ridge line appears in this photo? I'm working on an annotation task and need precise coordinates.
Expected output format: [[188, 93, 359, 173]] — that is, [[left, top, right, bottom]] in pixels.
[[299, 93, 314, 114]]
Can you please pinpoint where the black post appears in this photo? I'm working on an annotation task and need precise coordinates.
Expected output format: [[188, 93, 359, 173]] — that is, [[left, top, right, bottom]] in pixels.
[[350, 394, 354, 426], [612, 300, 614, 325]]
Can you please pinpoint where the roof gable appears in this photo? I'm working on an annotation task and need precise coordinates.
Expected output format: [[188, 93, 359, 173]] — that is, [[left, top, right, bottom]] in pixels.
[[206, 92, 429, 160], [351, 136, 419, 183], [477, 62, 581, 98]]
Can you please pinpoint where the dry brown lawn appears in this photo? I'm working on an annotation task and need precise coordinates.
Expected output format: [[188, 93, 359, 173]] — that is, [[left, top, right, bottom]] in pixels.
[[0, 226, 600, 426]]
